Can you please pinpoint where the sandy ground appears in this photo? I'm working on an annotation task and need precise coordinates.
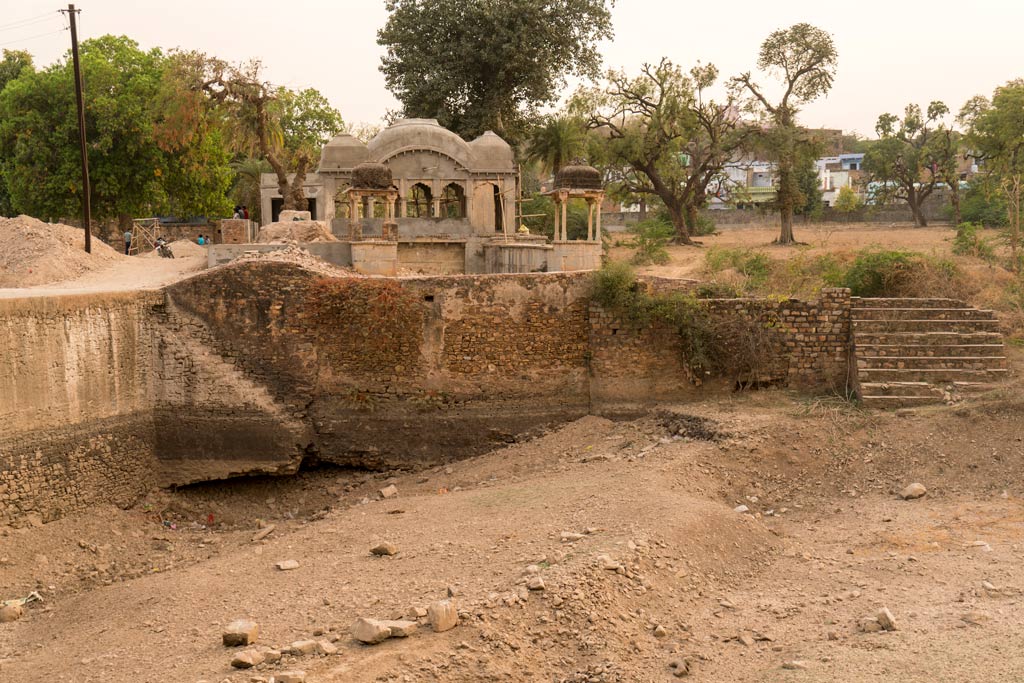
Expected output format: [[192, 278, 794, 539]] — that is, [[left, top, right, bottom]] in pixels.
[[609, 222, 958, 280], [2, 362, 1024, 682], [0, 245, 208, 299]]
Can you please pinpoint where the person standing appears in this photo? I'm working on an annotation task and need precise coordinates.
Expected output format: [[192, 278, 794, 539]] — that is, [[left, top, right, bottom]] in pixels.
[[123, 229, 132, 255], [197, 235, 205, 245], [242, 206, 249, 220]]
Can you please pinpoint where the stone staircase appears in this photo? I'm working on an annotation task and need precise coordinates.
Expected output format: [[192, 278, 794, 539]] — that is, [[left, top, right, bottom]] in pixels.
[[852, 297, 1008, 408]]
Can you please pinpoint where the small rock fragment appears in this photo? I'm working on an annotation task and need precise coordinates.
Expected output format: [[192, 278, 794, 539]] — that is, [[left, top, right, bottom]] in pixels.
[[876, 607, 898, 631], [370, 543, 398, 556], [560, 531, 585, 542], [252, 525, 276, 542], [859, 617, 883, 633], [900, 483, 927, 500], [272, 672, 306, 683], [275, 560, 300, 571], [222, 619, 260, 646], [653, 624, 668, 639], [379, 485, 398, 499], [410, 606, 428, 618], [0, 604, 24, 624], [351, 618, 392, 644], [230, 649, 264, 669], [734, 505, 750, 513], [288, 639, 318, 655], [527, 576, 545, 591], [381, 620, 418, 637], [427, 599, 458, 632], [782, 660, 808, 670], [315, 639, 339, 655], [668, 659, 690, 677]]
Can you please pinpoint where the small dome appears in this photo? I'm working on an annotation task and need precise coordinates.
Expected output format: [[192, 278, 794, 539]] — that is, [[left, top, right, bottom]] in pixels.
[[367, 119, 473, 167], [319, 133, 368, 172], [555, 163, 602, 190], [469, 131, 515, 171], [351, 161, 393, 189]]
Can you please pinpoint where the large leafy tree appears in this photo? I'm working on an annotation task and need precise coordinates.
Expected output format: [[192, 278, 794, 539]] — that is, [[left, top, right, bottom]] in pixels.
[[733, 23, 838, 244], [574, 59, 751, 244], [378, 0, 613, 144], [862, 101, 956, 227], [0, 36, 233, 223], [167, 53, 343, 212], [960, 80, 1024, 268], [0, 50, 33, 216]]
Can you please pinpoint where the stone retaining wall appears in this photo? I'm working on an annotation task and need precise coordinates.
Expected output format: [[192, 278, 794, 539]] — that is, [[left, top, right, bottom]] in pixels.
[[0, 265, 855, 525]]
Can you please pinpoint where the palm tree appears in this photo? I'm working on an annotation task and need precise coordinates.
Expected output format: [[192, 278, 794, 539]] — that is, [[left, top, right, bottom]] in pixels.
[[526, 116, 586, 176], [230, 157, 272, 222]]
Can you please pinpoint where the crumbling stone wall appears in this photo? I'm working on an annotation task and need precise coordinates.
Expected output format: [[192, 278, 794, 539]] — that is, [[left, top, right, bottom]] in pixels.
[[589, 287, 853, 408], [0, 265, 853, 526]]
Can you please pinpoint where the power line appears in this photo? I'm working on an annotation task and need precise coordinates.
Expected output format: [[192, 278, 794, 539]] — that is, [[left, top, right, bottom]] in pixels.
[[0, 11, 58, 32], [0, 26, 68, 49]]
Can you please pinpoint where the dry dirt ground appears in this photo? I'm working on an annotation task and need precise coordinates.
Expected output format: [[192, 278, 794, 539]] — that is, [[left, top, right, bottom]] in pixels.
[[608, 222, 959, 280], [2, 351, 1024, 682]]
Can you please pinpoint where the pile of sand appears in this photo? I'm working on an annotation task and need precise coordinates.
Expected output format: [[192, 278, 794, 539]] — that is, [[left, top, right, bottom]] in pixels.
[[256, 219, 337, 244], [0, 215, 125, 288], [143, 239, 207, 259], [232, 242, 358, 278]]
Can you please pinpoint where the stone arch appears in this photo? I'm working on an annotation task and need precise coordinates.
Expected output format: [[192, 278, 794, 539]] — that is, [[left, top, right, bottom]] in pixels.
[[440, 182, 466, 218], [334, 182, 352, 219], [406, 183, 433, 217]]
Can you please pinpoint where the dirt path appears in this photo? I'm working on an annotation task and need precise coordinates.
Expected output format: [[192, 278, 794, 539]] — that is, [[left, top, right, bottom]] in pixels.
[[0, 250, 207, 299]]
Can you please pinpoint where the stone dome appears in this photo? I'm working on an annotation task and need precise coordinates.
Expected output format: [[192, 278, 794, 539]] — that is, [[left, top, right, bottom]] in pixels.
[[318, 133, 369, 172], [555, 163, 603, 190], [469, 131, 515, 172], [366, 119, 473, 167], [351, 162, 393, 189]]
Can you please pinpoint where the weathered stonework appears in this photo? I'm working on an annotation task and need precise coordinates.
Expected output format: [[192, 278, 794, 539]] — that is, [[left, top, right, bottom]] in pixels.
[[0, 263, 854, 525]]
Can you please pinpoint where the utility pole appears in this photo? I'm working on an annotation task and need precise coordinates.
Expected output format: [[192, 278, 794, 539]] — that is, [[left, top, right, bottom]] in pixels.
[[61, 3, 91, 253]]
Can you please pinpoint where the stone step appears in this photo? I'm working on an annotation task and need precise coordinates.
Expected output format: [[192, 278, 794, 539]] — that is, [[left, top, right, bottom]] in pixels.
[[852, 319, 1000, 334], [851, 297, 969, 309], [859, 395, 946, 408], [853, 331, 1003, 346], [858, 367, 1008, 383], [852, 307, 996, 321], [854, 343, 1005, 358], [857, 356, 1006, 371], [859, 381, 940, 397]]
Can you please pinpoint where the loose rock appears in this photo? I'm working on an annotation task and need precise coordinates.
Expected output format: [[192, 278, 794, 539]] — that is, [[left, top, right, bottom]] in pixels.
[[0, 604, 24, 624], [288, 640, 318, 655], [223, 619, 260, 646], [381, 620, 418, 637], [275, 560, 300, 571], [272, 673, 306, 683], [230, 649, 265, 669], [427, 599, 458, 632], [370, 542, 398, 556], [900, 483, 927, 500], [351, 617, 392, 644], [379, 485, 398, 499], [876, 607, 898, 631]]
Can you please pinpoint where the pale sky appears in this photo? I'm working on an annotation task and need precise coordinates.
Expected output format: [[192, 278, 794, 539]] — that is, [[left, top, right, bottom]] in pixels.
[[1, 0, 1021, 137]]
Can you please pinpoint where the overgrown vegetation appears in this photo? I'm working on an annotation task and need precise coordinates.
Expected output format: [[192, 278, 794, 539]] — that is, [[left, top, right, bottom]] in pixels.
[[952, 222, 997, 262], [591, 262, 775, 383], [626, 219, 674, 265]]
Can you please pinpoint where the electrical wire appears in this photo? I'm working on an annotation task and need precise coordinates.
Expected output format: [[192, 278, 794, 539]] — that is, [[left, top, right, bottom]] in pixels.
[[0, 26, 68, 50], [0, 11, 57, 32]]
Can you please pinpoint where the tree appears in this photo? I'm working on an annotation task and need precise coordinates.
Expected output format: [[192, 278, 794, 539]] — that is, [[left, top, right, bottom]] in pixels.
[[732, 23, 838, 244], [167, 52, 343, 212], [960, 80, 1024, 269], [230, 157, 272, 223], [862, 101, 955, 227], [525, 115, 586, 176], [378, 0, 613, 144], [0, 49, 32, 93], [834, 186, 862, 219], [575, 59, 751, 244]]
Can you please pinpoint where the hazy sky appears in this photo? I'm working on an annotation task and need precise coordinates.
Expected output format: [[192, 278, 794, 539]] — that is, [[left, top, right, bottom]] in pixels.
[[1, 0, 1021, 137]]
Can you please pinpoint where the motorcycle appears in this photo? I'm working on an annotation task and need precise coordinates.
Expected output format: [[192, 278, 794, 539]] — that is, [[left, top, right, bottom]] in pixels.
[[155, 239, 175, 259]]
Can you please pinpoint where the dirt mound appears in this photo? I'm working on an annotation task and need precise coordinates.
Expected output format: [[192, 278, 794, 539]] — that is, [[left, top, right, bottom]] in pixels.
[[256, 219, 337, 244], [232, 242, 358, 277], [142, 239, 206, 259], [0, 215, 124, 287]]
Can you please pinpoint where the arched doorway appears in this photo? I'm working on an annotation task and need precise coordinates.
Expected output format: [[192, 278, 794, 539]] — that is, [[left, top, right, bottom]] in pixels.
[[440, 183, 466, 218], [407, 183, 433, 217]]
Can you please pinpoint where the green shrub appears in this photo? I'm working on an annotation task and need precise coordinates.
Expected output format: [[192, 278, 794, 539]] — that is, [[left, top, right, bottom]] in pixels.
[[952, 222, 996, 262], [837, 249, 917, 297], [961, 184, 1009, 227], [693, 214, 717, 236], [627, 219, 674, 265], [705, 247, 771, 287], [835, 248, 968, 299]]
